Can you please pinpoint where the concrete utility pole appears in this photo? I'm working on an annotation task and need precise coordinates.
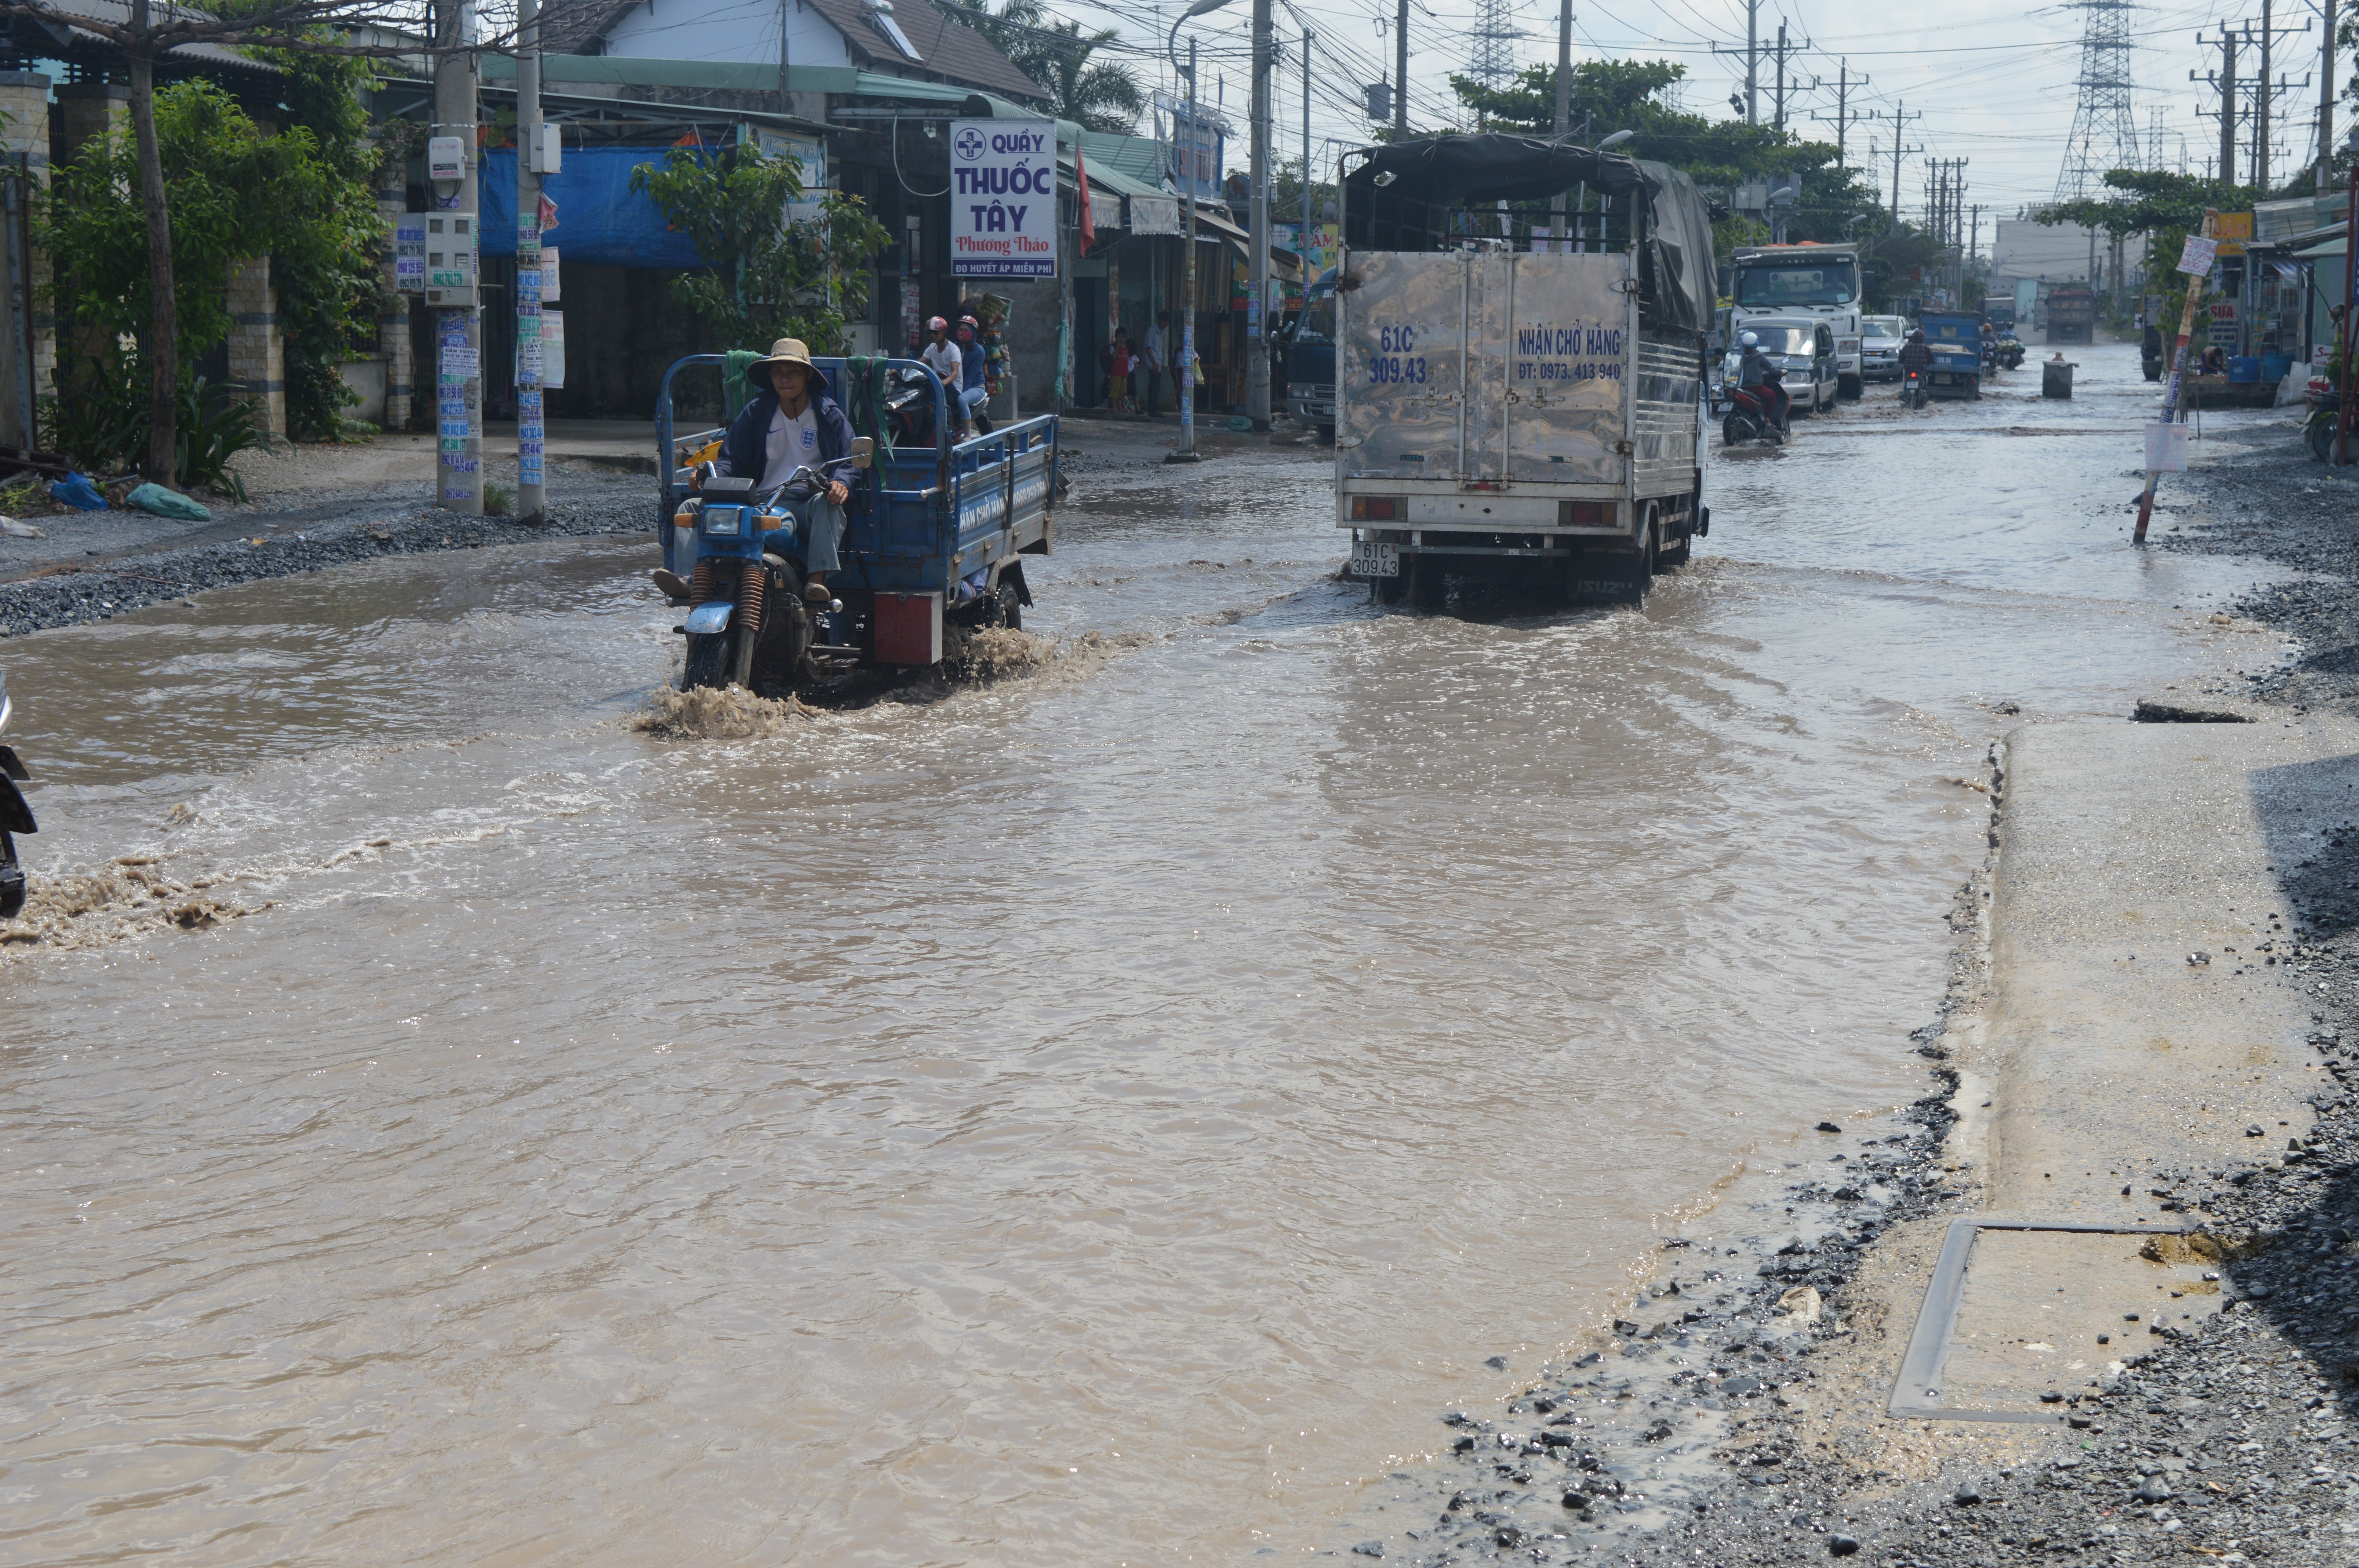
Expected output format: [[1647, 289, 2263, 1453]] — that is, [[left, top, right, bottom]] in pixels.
[[432, 0, 483, 515], [1808, 60, 1866, 168], [516, 0, 545, 523], [2260, 0, 2272, 192], [1179, 36, 1199, 459], [1303, 26, 1312, 252], [2219, 28, 2238, 189], [2321, 0, 2337, 194], [1394, 0, 1407, 134], [1876, 103, 1921, 225], [1773, 21, 1788, 131], [1247, 0, 1270, 430], [1709, 0, 1760, 125], [1550, 0, 1572, 246]]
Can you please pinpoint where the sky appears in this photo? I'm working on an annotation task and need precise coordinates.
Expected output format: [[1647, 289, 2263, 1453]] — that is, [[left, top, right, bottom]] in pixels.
[[1070, 0, 2343, 245]]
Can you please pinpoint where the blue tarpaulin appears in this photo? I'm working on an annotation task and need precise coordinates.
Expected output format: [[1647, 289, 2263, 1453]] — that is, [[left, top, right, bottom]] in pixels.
[[479, 147, 707, 268]]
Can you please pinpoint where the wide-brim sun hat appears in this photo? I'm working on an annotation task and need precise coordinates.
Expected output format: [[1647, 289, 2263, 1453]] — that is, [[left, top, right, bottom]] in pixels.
[[749, 337, 818, 388]]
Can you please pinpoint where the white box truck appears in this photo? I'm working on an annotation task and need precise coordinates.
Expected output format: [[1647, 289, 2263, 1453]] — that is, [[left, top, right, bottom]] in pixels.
[[1728, 243, 1864, 398], [1334, 136, 1718, 606]]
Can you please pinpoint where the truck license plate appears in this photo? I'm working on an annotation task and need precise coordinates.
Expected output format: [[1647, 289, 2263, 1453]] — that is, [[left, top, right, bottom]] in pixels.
[[1351, 541, 1400, 578]]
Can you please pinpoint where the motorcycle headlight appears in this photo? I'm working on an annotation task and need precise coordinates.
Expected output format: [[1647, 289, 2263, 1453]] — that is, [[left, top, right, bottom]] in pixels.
[[702, 506, 746, 536]]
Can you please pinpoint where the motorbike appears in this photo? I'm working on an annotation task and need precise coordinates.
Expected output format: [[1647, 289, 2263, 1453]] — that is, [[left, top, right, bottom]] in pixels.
[[668, 455, 871, 695], [1903, 368, 1928, 410], [883, 367, 940, 450], [1721, 382, 1788, 446], [2142, 344, 2166, 381], [1996, 336, 2025, 370], [2307, 390, 2344, 463], [0, 665, 34, 919]]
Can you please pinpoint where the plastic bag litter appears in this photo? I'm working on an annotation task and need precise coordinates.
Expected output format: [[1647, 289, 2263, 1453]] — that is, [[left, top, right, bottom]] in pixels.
[[47, 473, 107, 510], [0, 515, 43, 539], [127, 483, 211, 521], [1227, 414, 1254, 432]]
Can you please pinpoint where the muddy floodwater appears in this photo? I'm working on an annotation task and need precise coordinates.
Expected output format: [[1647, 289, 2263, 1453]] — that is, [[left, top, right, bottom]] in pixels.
[[0, 344, 2297, 1564]]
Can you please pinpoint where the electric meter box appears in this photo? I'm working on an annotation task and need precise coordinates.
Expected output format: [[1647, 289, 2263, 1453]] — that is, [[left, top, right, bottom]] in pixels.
[[427, 135, 466, 184], [424, 211, 477, 307], [529, 124, 562, 175]]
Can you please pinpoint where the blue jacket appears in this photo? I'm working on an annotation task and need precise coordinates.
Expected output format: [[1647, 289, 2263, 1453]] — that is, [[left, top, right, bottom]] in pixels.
[[718, 386, 857, 492], [959, 339, 985, 392]]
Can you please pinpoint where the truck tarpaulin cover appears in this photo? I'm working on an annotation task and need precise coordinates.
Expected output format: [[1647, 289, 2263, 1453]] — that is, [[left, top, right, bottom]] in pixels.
[[480, 149, 705, 268], [1342, 134, 1717, 334]]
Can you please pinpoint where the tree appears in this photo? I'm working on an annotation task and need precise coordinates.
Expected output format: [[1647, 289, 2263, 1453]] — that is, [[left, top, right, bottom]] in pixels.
[[40, 78, 370, 473], [2041, 168, 2252, 324], [3, 0, 452, 480], [630, 143, 893, 354], [968, 0, 1143, 134], [1447, 60, 1889, 252]]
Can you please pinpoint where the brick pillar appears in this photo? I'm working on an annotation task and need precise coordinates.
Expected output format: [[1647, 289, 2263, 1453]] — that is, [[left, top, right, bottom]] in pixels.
[[0, 72, 51, 446], [378, 179, 413, 430], [224, 257, 285, 439], [49, 85, 129, 400]]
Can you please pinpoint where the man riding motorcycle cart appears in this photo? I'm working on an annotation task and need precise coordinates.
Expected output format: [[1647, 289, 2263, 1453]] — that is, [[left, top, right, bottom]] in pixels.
[[653, 338, 856, 608]]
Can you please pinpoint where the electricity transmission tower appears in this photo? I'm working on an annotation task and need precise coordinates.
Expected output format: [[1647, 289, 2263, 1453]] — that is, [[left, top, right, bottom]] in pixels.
[[2052, 0, 2141, 202], [1466, 0, 1519, 89]]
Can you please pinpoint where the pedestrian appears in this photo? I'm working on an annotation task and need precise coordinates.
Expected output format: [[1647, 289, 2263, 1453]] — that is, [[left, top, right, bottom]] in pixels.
[[1141, 311, 1168, 417], [920, 316, 968, 439], [1107, 328, 1134, 414], [956, 315, 994, 435]]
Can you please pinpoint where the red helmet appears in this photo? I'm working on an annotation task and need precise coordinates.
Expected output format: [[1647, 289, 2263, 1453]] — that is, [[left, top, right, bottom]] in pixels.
[[927, 315, 948, 332]]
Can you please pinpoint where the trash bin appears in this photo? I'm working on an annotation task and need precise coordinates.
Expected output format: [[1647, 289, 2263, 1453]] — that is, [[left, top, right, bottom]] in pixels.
[[2042, 359, 2075, 399], [2262, 351, 2294, 384], [2227, 356, 2262, 383]]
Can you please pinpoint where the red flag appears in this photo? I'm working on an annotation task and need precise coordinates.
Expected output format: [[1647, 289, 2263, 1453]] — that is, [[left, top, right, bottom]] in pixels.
[[1076, 149, 1096, 251]]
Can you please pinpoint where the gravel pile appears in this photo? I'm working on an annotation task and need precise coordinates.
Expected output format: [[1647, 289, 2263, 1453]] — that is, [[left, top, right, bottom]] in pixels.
[[0, 496, 654, 639]]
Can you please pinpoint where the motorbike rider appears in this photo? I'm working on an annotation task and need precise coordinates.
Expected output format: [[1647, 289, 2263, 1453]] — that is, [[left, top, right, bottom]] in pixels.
[[955, 315, 994, 436], [2142, 321, 2164, 365], [654, 337, 858, 607], [1734, 330, 1790, 430], [1896, 327, 1934, 397]]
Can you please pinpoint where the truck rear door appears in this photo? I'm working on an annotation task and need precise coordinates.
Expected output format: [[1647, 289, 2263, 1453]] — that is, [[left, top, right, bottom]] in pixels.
[[1343, 250, 1634, 490]]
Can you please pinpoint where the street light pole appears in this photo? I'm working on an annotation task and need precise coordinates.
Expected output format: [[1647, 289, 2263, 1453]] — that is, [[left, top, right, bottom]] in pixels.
[[1168, 0, 1235, 463]]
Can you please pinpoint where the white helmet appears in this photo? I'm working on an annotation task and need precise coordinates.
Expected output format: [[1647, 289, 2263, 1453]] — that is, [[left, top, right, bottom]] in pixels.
[[1738, 330, 1759, 349]]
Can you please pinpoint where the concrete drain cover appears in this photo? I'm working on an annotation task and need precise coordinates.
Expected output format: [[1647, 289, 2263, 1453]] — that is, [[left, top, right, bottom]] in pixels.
[[1891, 1218, 2226, 1423]]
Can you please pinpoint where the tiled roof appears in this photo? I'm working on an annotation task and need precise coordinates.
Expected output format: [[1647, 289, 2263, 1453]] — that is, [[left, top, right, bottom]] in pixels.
[[539, 0, 1049, 104], [799, 0, 1048, 103]]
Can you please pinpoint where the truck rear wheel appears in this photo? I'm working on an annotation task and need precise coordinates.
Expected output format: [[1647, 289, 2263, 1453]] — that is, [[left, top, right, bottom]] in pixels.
[[1374, 571, 1409, 605], [1410, 557, 1447, 610]]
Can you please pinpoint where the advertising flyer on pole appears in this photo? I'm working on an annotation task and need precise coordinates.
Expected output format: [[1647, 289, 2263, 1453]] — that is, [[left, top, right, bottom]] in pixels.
[[950, 119, 1056, 278]]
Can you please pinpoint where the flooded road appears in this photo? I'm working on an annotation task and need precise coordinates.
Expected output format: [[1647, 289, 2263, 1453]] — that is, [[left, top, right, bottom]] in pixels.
[[0, 342, 2297, 1564]]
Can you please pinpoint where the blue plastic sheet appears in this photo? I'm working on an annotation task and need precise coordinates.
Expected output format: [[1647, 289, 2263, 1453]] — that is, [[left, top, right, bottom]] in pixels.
[[478, 148, 707, 268], [47, 473, 105, 510]]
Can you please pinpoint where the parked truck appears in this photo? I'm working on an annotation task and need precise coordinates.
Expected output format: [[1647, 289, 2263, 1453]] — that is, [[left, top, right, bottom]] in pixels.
[[1334, 134, 1718, 606], [2045, 285, 2097, 345], [1728, 242, 1865, 398]]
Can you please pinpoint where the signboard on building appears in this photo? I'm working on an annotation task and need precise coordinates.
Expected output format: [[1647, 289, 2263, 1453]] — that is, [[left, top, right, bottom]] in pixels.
[[949, 118, 1056, 279], [1158, 94, 1228, 205], [754, 127, 831, 225]]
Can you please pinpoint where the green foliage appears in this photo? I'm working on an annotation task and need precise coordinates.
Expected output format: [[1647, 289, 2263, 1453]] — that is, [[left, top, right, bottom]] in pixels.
[[630, 143, 893, 355], [970, 0, 1143, 133], [485, 482, 514, 517], [37, 348, 259, 494], [1446, 59, 1890, 255], [37, 77, 378, 444], [254, 44, 387, 441]]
